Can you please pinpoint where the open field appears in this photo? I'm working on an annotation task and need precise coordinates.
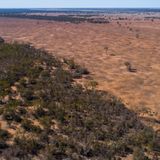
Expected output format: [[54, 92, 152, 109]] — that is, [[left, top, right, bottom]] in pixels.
[[0, 14, 160, 126]]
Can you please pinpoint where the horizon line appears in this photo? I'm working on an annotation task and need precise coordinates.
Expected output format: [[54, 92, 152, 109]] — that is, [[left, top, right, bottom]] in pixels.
[[0, 7, 160, 9]]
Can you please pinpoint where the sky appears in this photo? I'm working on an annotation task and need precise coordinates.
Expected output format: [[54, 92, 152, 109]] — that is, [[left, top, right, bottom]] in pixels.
[[0, 0, 160, 8]]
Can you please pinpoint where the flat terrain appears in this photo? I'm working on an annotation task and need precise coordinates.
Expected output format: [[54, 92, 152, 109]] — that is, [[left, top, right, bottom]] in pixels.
[[0, 16, 160, 121]]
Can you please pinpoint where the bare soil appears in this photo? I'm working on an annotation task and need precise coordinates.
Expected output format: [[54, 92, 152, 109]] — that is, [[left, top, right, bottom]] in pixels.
[[0, 16, 160, 124]]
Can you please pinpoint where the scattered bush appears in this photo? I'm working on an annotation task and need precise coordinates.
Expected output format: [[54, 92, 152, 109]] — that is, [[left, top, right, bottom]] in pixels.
[[0, 41, 159, 159], [21, 119, 42, 133], [14, 136, 43, 155], [0, 140, 8, 149], [33, 107, 46, 118], [22, 89, 34, 100], [64, 58, 77, 69], [3, 103, 22, 123], [0, 37, 4, 44], [74, 66, 90, 78], [0, 129, 11, 141], [133, 147, 149, 160]]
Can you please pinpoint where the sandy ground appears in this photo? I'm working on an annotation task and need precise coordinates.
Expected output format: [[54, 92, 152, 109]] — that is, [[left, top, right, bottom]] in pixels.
[[0, 17, 160, 121]]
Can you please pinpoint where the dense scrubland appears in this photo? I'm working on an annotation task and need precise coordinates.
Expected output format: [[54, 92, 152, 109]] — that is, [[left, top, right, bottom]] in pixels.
[[0, 14, 110, 24], [0, 38, 159, 160]]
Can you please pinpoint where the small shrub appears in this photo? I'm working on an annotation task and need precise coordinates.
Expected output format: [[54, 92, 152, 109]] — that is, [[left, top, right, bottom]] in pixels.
[[18, 107, 27, 115], [64, 58, 77, 69], [21, 89, 35, 101], [34, 107, 46, 118], [14, 136, 43, 155], [0, 37, 5, 44], [75, 67, 89, 75], [0, 129, 11, 141], [133, 147, 149, 160], [41, 70, 50, 78], [21, 119, 42, 133], [72, 72, 82, 79], [3, 109, 22, 123], [0, 140, 8, 149], [39, 116, 52, 130], [72, 66, 89, 79], [19, 78, 27, 87]]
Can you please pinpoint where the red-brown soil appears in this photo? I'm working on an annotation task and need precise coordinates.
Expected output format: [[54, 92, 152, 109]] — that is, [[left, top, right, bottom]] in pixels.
[[0, 17, 160, 124]]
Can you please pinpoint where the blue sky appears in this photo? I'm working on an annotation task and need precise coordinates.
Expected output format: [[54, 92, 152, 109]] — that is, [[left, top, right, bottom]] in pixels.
[[0, 0, 160, 8]]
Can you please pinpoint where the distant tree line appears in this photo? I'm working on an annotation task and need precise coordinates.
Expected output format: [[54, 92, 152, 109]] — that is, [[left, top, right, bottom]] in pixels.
[[0, 13, 110, 24]]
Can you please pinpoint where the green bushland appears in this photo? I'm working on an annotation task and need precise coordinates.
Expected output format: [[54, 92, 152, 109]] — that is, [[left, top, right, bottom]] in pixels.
[[0, 39, 159, 159]]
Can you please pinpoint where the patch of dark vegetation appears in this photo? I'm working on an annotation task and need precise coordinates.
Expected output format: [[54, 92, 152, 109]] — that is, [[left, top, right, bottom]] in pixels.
[[0, 37, 4, 44], [145, 16, 160, 20], [124, 61, 137, 73], [0, 41, 159, 159], [0, 129, 11, 141], [63, 58, 89, 79], [0, 14, 110, 24]]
